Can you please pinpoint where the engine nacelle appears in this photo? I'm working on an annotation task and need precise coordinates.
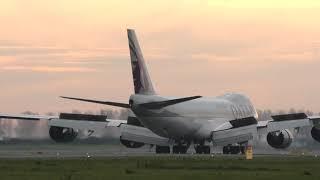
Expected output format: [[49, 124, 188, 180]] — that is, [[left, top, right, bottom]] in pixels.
[[311, 126, 320, 142], [49, 126, 78, 143], [120, 138, 144, 148], [267, 129, 293, 149]]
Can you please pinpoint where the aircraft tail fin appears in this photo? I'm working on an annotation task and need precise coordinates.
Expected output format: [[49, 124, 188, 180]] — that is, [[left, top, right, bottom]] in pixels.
[[127, 29, 156, 95]]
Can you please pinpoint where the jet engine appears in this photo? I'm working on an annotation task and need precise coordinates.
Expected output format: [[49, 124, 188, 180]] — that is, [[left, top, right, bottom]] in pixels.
[[311, 126, 320, 142], [49, 126, 78, 143], [119, 113, 145, 148], [267, 129, 293, 149], [120, 138, 144, 148]]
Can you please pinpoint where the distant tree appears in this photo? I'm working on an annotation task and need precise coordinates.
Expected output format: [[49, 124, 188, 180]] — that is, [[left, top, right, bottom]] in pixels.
[[305, 110, 314, 116], [72, 109, 81, 114], [45, 112, 56, 116], [84, 110, 94, 115], [276, 110, 286, 115], [100, 109, 116, 118], [256, 109, 273, 121], [14, 111, 47, 139], [118, 109, 129, 120], [289, 108, 296, 114]]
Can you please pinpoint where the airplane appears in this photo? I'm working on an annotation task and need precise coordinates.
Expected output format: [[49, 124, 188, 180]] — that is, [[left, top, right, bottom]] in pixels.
[[1, 29, 320, 154]]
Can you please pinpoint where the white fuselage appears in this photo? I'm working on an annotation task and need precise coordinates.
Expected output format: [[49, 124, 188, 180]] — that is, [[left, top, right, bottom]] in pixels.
[[130, 93, 258, 141]]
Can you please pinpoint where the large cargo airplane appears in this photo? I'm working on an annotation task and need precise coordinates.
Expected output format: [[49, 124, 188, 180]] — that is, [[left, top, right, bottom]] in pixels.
[[1, 29, 320, 154]]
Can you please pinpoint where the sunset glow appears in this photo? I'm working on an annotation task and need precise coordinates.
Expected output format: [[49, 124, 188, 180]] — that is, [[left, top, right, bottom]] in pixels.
[[0, 0, 320, 113]]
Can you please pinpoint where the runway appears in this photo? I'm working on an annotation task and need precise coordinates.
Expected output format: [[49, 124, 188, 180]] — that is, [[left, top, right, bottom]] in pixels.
[[0, 143, 156, 158], [0, 141, 319, 158]]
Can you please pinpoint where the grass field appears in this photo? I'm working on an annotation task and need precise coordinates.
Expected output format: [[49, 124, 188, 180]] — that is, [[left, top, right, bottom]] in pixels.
[[0, 156, 320, 180]]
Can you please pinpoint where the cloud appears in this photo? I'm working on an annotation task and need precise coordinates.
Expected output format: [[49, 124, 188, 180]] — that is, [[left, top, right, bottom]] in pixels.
[[1, 0, 320, 113], [0, 45, 125, 56], [192, 51, 317, 63], [0, 56, 16, 65], [1, 66, 96, 72], [0, 43, 129, 59], [0, 46, 70, 56]]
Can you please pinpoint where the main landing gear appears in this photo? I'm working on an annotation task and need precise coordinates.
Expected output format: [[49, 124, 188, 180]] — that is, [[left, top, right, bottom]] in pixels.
[[194, 145, 210, 154], [155, 144, 189, 154], [155, 146, 170, 154], [172, 145, 189, 154], [222, 145, 245, 154], [194, 142, 211, 154]]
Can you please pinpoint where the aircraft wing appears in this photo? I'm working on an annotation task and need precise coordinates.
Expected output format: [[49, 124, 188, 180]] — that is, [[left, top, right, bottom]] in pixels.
[[0, 113, 58, 120], [211, 113, 320, 146], [48, 118, 126, 129], [48, 118, 171, 146], [0, 112, 170, 146], [257, 113, 320, 134]]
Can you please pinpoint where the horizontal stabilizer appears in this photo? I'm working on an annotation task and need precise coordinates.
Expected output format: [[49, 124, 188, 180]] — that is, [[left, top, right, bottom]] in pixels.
[[140, 96, 202, 109], [0, 113, 57, 120], [60, 96, 130, 108]]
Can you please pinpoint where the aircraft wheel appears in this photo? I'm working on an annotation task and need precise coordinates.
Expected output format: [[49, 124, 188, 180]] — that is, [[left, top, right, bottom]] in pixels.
[[173, 145, 188, 154], [223, 146, 231, 154], [181, 146, 189, 154], [223, 145, 241, 154], [195, 145, 210, 154], [195, 146, 201, 154], [230, 146, 241, 154], [156, 146, 170, 154], [203, 146, 210, 154], [240, 146, 245, 154]]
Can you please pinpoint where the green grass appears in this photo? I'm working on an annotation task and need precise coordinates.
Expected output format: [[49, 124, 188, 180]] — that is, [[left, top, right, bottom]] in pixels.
[[0, 156, 320, 180]]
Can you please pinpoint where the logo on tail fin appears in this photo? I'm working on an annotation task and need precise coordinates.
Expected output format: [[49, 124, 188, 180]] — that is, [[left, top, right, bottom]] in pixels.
[[127, 29, 156, 95]]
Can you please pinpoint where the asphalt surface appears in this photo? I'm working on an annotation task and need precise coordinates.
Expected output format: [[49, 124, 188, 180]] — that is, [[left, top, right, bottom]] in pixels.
[[0, 142, 318, 159], [0, 143, 155, 158]]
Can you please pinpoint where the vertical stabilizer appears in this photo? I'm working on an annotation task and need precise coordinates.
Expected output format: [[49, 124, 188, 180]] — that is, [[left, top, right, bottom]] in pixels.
[[127, 29, 156, 95]]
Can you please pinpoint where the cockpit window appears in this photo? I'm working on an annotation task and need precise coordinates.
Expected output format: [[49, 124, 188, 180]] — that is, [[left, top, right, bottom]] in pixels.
[[245, 105, 251, 115], [240, 106, 246, 118], [236, 106, 242, 119], [231, 105, 237, 119]]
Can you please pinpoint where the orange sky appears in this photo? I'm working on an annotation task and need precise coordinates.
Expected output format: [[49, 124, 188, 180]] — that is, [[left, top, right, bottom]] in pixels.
[[1, 0, 320, 113]]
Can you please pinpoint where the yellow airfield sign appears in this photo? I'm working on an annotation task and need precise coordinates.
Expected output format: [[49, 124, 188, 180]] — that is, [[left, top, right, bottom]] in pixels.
[[246, 145, 253, 160]]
